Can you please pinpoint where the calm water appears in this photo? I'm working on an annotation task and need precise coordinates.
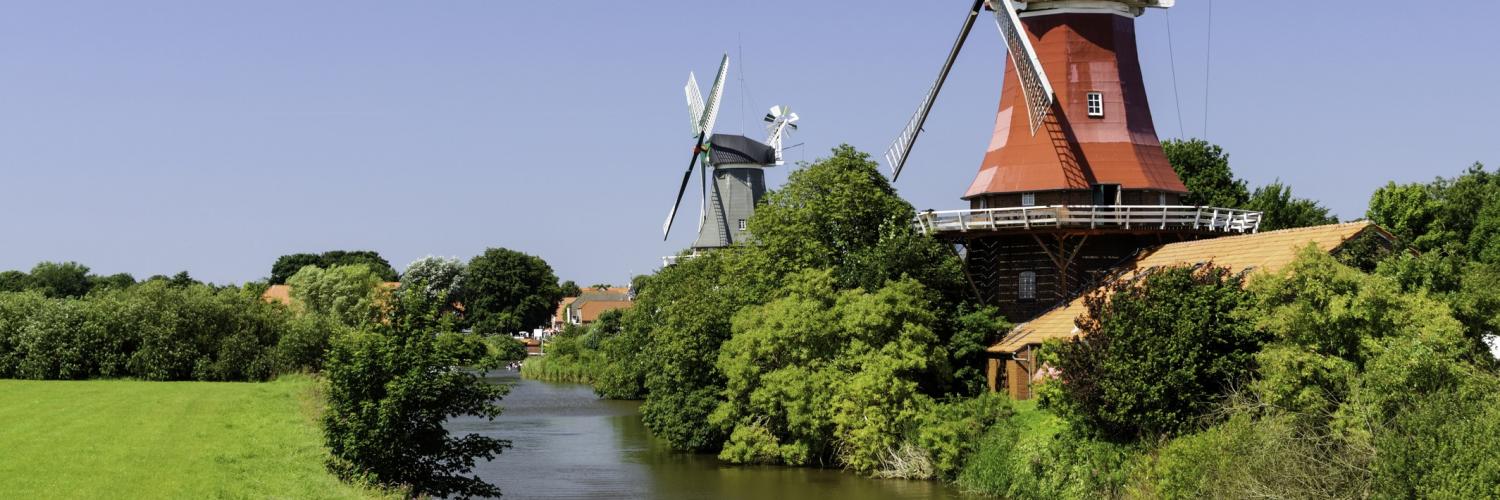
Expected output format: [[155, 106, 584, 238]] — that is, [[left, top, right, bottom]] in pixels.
[[447, 370, 972, 500]]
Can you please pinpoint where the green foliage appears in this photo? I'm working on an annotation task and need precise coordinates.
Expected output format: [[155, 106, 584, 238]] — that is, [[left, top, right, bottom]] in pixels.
[[559, 280, 582, 297], [747, 144, 964, 299], [0, 281, 289, 381], [1050, 265, 1260, 440], [1245, 180, 1338, 231], [460, 248, 562, 334], [275, 312, 342, 373], [628, 252, 753, 451], [270, 253, 323, 285], [1162, 139, 1249, 208], [910, 394, 1012, 480], [1367, 162, 1498, 259], [711, 270, 947, 473], [956, 404, 1139, 499], [488, 336, 528, 363], [399, 256, 466, 305], [271, 251, 397, 284], [287, 264, 388, 328], [0, 270, 31, 293], [92, 272, 137, 291], [604, 145, 978, 457], [947, 306, 1011, 396], [322, 286, 509, 498], [27, 261, 93, 298]]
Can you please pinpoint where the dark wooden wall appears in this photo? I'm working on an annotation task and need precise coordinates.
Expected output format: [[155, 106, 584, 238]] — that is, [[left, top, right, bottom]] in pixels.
[[963, 232, 1194, 323]]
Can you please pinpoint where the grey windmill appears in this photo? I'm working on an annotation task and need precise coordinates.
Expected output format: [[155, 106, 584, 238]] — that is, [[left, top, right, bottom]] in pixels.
[[662, 54, 800, 252]]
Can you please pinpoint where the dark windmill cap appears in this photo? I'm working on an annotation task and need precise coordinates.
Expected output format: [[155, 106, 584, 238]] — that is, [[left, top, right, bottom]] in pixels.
[[708, 134, 776, 165]]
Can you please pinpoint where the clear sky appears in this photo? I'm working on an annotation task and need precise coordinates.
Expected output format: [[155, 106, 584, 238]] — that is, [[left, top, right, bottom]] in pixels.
[[2, 1, 1496, 285]]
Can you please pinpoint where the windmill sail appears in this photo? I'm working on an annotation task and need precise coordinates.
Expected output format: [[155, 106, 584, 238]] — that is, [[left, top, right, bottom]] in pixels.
[[884, 0, 986, 181], [685, 73, 705, 136], [698, 54, 730, 140], [992, 0, 1055, 135]]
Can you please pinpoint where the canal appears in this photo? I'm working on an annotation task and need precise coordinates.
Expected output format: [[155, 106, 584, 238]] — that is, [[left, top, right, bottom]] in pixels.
[[447, 370, 973, 500]]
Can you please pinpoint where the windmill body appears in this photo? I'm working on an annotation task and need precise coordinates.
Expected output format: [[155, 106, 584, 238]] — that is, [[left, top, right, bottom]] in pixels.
[[662, 56, 799, 260], [968, 1, 1185, 208], [692, 135, 776, 250], [886, 0, 1260, 324]]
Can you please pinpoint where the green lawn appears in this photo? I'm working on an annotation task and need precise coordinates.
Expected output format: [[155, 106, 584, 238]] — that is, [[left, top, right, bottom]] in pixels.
[[0, 376, 389, 499]]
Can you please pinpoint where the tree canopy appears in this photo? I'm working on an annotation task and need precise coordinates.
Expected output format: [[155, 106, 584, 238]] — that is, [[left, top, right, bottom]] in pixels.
[[1163, 139, 1336, 230], [459, 248, 562, 334], [1162, 139, 1249, 208], [270, 251, 397, 284]]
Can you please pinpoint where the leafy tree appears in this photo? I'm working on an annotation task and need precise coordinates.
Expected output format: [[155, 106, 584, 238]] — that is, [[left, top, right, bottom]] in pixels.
[[0, 270, 31, 292], [1367, 163, 1497, 258], [460, 248, 562, 334], [287, 265, 388, 328], [559, 280, 582, 297], [271, 251, 397, 284], [399, 256, 466, 304], [1050, 264, 1260, 440], [627, 252, 751, 450], [747, 145, 964, 300], [712, 270, 947, 473], [320, 251, 398, 282], [92, 272, 136, 291], [28, 261, 93, 298], [947, 306, 1011, 396], [270, 253, 323, 285], [1246, 181, 1338, 231], [166, 270, 200, 288], [1367, 182, 1441, 252], [323, 285, 509, 498], [1163, 139, 1250, 208]]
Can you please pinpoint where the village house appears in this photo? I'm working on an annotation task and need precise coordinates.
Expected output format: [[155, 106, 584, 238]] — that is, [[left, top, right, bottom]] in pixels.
[[552, 286, 633, 330]]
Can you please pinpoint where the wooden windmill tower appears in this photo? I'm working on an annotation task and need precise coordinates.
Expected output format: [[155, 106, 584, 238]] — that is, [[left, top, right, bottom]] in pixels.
[[663, 55, 800, 255], [887, 0, 1261, 321]]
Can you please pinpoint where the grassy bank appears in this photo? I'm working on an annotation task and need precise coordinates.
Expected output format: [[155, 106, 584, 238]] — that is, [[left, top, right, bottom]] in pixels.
[[519, 354, 599, 384], [0, 376, 389, 499]]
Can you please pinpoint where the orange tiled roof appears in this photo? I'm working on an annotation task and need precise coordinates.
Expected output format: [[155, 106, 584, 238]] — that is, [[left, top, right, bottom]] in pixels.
[[576, 300, 633, 323], [262, 284, 292, 305], [555, 297, 577, 325], [988, 221, 1387, 354], [261, 282, 400, 306]]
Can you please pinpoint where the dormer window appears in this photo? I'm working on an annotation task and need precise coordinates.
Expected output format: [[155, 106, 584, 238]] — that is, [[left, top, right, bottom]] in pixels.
[[1086, 92, 1104, 118], [738, 219, 747, 231]]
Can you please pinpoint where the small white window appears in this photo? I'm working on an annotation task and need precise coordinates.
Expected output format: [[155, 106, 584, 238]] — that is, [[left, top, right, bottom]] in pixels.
[[1158, 192, 1167, 206], [1086, 92, 1104, 117], [737, 219, 747, 231], [1021, 193, 1036, 207], [1019, 271, 1037, 300]]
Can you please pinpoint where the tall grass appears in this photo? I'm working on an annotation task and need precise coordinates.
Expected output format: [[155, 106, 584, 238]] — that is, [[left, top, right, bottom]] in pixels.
[[519, 353, 600, 384]]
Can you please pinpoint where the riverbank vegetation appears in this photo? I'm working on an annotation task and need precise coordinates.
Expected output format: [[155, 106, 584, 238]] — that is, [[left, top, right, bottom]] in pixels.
[[0, 376, 390, 498], [0, 247, 555, 497], [541, 144, 1500, 497]]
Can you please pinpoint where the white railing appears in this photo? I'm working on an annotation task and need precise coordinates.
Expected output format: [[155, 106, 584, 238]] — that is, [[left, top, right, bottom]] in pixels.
[[915, 205, 1262, 235]]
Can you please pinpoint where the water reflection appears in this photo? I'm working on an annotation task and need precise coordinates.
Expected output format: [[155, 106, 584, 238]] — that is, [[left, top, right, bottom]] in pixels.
[[447, 370, 970, 500]]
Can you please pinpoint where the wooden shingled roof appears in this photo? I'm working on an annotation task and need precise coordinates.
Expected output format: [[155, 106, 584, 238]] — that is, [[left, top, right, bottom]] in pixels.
[[988, 221, 1389, 354]]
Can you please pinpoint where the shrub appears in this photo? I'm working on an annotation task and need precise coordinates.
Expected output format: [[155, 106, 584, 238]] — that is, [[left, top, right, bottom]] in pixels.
[[323, 286, 510, 498], [711, 270, 947, 473], [287, 264, 388, 328], [1051, 264, 1260, 440], [908, 393, 1012, 480]]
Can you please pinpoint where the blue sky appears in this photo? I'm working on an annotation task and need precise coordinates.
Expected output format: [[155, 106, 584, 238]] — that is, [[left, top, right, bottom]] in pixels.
[[2, 1, 1496, 285]]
